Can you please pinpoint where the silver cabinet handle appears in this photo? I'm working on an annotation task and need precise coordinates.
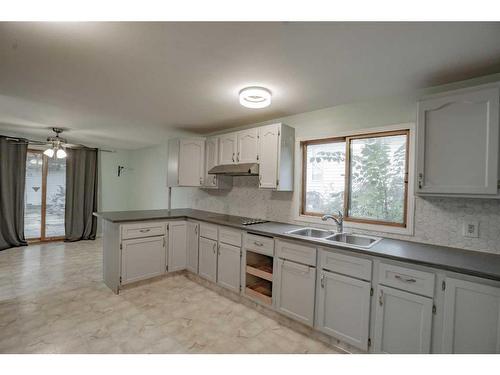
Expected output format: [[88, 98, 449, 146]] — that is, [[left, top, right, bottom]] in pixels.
[[256, 154, 259, 161], [213, 175, 216, 184], [163, 236, 166, 247], [418, 173, 423, 189], [254, 241, 263, 247], [199, 177, 203, 185], [217, 244, 221, 255], [259, 176, 262, 186], [237, 152, 240, 162], [139, 229, 150, 233], [195, 225, 198, 235], [394, 274, 417, 283], [232, 153, 235, 163], [379, 289, 384, 306], [320, 274, 325, 288], [213, 243, 216, 254]]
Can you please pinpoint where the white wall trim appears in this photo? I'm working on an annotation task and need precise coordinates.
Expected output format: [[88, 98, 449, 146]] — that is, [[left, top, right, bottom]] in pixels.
[[293, 122, 416, 236]]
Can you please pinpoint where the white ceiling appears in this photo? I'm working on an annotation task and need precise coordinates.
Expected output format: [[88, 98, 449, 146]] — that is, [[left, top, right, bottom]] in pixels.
[[1, 22, 500, 149]]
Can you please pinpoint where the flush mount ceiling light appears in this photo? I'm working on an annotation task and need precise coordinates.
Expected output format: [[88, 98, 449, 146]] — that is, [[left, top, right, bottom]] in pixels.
[[239, 86, 272, 109]]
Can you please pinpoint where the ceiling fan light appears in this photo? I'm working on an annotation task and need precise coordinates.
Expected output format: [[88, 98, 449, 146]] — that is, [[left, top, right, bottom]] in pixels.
[[239, 86, 272, 109], [43, 148, 55, 158], [56, 148, 67, 159]]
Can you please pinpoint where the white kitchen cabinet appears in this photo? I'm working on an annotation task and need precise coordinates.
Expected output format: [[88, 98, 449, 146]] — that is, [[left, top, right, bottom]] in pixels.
[[275, 258, 316, 326], [237, 128, 259, 163], [217, 242, 241, 293], [373, 285, 433, 353], [168, 221, 187, 272], [219, 133, 237, 165], [316, 270, 371, 351], [258, 123, 295, 191], [416, 85, 500, 197], [442, 277, 500, 353], [204, 137, 219, 188], [121, 236, 166, 285], [186, 221, 199, 273], [204, 137, 231, 189], [199, 237, 218, 282], [178, 138, 205, 186]]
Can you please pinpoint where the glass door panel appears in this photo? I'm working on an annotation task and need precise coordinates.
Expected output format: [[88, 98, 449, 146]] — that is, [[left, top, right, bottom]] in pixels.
[[24, 151, 43, 239], [45, 157, 66, 238], [24, 150, 66, 241]]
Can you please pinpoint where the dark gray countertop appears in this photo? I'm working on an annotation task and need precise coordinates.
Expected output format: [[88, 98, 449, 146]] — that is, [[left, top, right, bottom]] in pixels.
[[94, 209, 500, 281]]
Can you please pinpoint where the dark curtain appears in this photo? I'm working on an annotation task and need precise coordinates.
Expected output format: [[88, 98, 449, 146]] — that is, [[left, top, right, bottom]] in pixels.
[[65, 148, 98, 242], [0, 137, 28, 251]]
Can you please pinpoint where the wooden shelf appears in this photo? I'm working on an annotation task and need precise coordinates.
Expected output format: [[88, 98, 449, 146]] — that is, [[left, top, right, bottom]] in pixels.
[[246, 265, 273, 282], [245, 285, 272, 305]]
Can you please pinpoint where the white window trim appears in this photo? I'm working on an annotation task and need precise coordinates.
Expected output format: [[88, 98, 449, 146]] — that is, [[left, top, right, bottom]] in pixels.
[[293, 123, 415, 236]]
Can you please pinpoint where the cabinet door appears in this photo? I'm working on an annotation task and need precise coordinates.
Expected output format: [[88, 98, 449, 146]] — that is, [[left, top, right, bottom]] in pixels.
[[186, 222, 199, 273], [219, 133, 237, 165], [237, 128, 259, 164], [442, 277, 500, 353], [416, 87, 499, 195], [217, 242, 241, 292], [121, 236, 166, 284], [199, 237, 218, 282], [178, 139, 205, 186], [204, 137, 219, 188], [317, 270, 371, 350], [373, 285, 433, 353], [168, 222, 187, 272], [258, 124, 279, 189], [275, 258, 316, 326]]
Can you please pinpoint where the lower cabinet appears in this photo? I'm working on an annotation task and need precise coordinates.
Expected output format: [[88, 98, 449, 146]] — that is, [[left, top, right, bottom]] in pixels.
[[199, 237, 217, 282], [373, 285, 433, 353], [121, 235, 166, 284], [217, 242, 241, 293], [442, 277, 500, 353], [168, 221, 187, 272], [316, 270, 371, 351], [186, 222, 199, 273], [275, 258, 316, 326]]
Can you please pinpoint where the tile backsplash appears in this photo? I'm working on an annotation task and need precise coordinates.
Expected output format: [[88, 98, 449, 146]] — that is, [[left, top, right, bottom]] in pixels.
[[189, 176, 500, 255]]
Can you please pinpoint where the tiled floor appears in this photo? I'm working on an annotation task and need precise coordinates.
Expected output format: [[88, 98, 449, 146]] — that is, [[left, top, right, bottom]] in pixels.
[[0, 239, 340, 353]]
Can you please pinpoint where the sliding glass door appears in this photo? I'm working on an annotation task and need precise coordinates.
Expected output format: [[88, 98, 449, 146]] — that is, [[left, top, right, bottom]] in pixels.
[[24, 150, 66, 241]]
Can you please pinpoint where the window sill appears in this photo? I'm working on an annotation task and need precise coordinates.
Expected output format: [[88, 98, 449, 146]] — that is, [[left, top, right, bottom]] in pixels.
[[294, 214, 414, 236]]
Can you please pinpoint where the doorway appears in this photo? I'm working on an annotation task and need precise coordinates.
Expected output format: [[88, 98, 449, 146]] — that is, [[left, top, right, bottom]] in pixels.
[[24, 150, 66, 241]]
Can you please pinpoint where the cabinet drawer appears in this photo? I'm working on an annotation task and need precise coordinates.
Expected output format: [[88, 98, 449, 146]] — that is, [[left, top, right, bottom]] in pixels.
[[276, 240, 316, 266], [378, 263, 435, 297], [121, 222, 165, 240], [244, 233, 274, 256], [219, 226, 242, 247], [200, 222, 218, 240], [320, 249, 372, 281]]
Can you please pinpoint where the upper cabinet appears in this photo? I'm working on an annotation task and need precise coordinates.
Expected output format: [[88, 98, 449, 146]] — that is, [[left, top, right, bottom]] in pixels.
[[204, 137, 231, 189], [219, 133, 238, 165], [258, 123, 295, 191], [167, 123, 294, 191], [416, 84, 500, 197], [178, 138, 205, 186], [237, 128, 259, 163], [167, 138, 205, 187]]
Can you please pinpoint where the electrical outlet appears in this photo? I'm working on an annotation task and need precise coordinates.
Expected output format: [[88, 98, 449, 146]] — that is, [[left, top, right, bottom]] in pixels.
[[463, 220, 479, 238]]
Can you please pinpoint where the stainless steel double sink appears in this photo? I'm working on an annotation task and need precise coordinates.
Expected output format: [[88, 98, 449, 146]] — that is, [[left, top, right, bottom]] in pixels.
[[285, 227, 381, 249]]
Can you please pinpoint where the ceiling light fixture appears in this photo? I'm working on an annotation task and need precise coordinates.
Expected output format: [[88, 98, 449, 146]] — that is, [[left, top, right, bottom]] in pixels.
[[43, 128, 67, 159], [239, 86, 272, 109]]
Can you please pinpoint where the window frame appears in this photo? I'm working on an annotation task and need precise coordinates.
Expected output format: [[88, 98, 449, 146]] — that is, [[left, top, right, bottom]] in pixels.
[[301, 129, 410, 228]]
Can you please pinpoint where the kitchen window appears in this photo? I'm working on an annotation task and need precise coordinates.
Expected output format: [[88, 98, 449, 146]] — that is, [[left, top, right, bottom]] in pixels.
[[301, 130, 409, 227]]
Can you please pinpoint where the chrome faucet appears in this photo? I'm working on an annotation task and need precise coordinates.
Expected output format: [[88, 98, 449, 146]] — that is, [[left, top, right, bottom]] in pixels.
[[322, 211, 344, 233]]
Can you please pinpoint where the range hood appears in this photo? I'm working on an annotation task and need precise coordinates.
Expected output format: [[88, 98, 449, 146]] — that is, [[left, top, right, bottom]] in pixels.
[[208, 163, 259, 176]]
